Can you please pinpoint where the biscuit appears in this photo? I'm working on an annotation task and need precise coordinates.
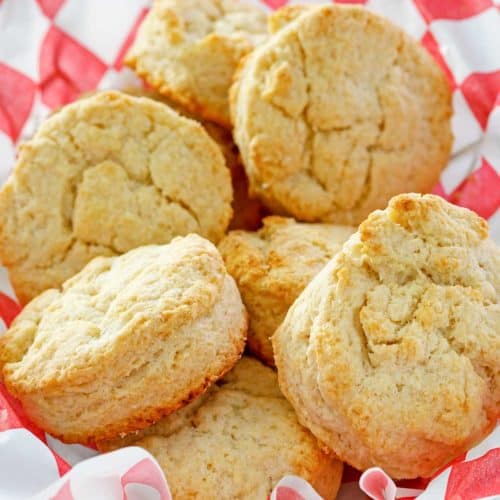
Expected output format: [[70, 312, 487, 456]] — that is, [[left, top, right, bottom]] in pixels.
[[98, 357, 343, 500], [125, 0, 267, 127], [0, 91, 232, 304], [273, 194, 500, 478], [122, 87, 266, 230], [231, 5, 452, 224], [268, 4, 310, 34], [219, 216, 354, 365], [0, 235, 247, 444]]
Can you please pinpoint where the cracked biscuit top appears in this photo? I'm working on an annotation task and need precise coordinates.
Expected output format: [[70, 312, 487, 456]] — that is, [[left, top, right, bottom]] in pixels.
[[115, 87, 266, 231], [0, 91, 232, 304], [97, 357, 343, 500], [272, 194, 500, 478], [125, 0, 267, 127], [231, 5, 452, 225], [219, 216, 355, 365], [0, 235, 247, 444]]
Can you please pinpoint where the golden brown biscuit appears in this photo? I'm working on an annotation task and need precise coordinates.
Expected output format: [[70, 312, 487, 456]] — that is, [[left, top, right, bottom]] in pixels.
[[0, 235, 247, 444], [0, 91, 232, 304], [125, 0, 267, 127], [121, 87, 266, 230], [98, 357, 343, 500], [219, 216, 355, 364], [273, 194, 500, 478], [231, 5, 452, 224], [267, 4, 310, 34]]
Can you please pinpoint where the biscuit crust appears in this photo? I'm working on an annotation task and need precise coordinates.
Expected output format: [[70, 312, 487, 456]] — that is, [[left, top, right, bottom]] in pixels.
[[0, 91, 232, 303], [98, 357, 343, 500], [0, 235, 247, 444], [219, 216, 354, 365], [117, 87, 266, 230], [231, 5, 452, 224], [125, 0, 267, 127], [273, 194, 500, 478]]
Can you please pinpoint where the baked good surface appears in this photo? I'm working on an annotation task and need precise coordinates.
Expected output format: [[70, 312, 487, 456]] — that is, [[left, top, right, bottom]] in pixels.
[[125, 0, 267, 127], [231, 5, 452, 224], [98, 357, 343, 500], [122, 87, 266, 230], [0, 90, 232, 304], [273, 194, 500, 478], [0, 235, 247, 444], [267, 4, 310, 34], [219, 216, 354, 365]]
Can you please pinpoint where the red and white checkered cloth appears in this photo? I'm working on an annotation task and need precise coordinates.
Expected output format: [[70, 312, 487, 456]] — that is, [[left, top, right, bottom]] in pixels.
[[0, 1, 499, 499]]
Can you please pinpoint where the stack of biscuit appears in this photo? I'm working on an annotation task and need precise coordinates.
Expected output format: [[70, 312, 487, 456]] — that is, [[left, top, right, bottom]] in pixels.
[[0, 2, 498, 499]]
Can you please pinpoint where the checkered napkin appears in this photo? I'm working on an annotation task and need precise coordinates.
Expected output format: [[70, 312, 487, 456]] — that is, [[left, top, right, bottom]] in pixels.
[[0, 1, 498, 499]]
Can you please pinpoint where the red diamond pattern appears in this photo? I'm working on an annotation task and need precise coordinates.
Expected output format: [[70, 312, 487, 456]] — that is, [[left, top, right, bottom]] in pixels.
[[449, 159, 500, 219], [445, 448, 500, 500], [262, 0, 289, 8], [420, 31, 456, 89], [39, 26, 108, 109], [0, 63, 36, 141], [0, 291, 20, 327], [36, 0, 65, 19], [461, 70, 500, 129], [414, 0, 494, 22]]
